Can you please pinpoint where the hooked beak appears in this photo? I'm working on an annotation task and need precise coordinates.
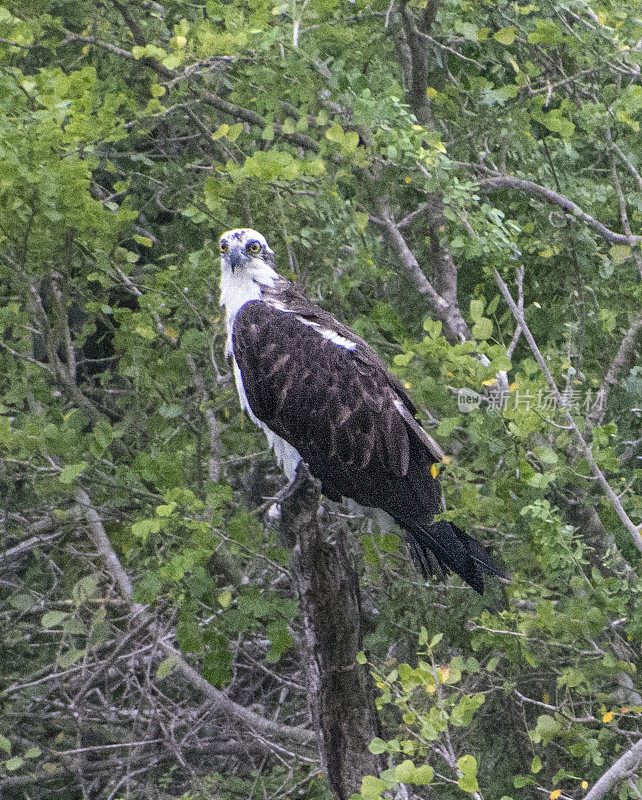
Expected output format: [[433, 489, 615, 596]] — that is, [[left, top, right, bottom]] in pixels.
[[228, 246, 246, 273]]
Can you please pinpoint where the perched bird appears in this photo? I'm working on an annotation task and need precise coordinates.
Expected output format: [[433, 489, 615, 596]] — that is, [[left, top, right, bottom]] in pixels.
[[219, 228, 504, 593]]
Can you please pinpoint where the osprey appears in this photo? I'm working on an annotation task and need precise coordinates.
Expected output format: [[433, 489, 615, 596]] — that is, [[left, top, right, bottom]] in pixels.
[[219, 228, 503, 593]]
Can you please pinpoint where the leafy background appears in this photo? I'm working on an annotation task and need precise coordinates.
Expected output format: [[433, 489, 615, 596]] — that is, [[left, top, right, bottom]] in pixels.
[[0, 0, 641, 798]]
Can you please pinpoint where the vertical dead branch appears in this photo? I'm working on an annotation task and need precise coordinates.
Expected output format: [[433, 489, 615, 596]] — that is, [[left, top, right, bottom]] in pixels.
[[586, 312, 642, 431], [281, 473, 381, 799], [187, 354, 222, 483], [607, 140, 642, 280]]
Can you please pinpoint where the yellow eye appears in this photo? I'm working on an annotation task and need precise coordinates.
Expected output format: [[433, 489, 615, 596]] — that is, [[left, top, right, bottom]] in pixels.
[[219, 240, 229, 253], [247, 241, 261, 255]]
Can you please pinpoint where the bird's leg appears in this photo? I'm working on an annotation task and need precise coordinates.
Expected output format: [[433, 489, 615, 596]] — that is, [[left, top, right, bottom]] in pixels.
[[265, 461, 310, 524]]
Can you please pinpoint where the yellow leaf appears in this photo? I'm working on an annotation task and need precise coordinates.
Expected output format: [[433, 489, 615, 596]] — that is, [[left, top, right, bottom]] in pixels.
[[602, 711, 614, 723], [437, 666, 450, 682], [444, 371, 454, 377], [581, 781, 588, 790], [404, 381, 412, 389], [174, 35, 187, 47], [405, 177, 412, 184], [217, 590, 232, 608], [430, 464, 439, 479], [441, 455, 452, 464], [165, 326, 179, 339], [509, 382, 519, 392], [426, 87, 438, 98], [482, 378, 497, 386], [550, 791, 561, 800], [533, 301, 541, 308]]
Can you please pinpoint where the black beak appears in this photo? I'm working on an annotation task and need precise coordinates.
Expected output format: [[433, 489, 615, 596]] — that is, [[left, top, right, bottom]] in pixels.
[[229, 246, 244, 273]]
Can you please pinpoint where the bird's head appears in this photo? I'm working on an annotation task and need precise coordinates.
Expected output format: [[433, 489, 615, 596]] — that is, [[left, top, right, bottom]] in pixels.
[[219, 228, 276, 286]]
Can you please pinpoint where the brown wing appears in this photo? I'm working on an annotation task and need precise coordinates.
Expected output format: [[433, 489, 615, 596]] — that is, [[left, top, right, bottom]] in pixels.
[[232, 300, 441, 518]]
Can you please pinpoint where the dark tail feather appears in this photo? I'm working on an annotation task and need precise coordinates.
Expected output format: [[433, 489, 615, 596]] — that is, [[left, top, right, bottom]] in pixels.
[[400, 517, 505, 595]]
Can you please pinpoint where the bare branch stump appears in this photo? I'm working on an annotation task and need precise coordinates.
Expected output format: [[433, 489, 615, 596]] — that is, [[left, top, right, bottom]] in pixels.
[[280, 469, 381, 800]]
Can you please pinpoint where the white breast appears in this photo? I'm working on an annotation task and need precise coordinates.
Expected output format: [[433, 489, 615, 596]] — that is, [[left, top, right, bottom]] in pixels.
[[221, 271, 263, 358]]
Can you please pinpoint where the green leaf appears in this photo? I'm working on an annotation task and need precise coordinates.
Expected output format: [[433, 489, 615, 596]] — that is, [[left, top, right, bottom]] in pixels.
[[450, 693, 485, 726], [155, 502, 177, 517], [470, 298, 485, 321], [413, 765, 434, 784], [494, 26, 517, 45], [531, 714, 562, 745], [356, 650, 367, 664], [609, 245, 631, 264], [133, 235, 153, 247], [5, 756, 24, 771], [325, 123, 345, 143], [72, 574, 100, 603], [217, 589, 233, 608], [368, 737, 388, 755], [472, 317, 493, 340], [360, 775, 387, 799], [531, 755, 542, 773], [534, 447, 558, 464], [355, 212, 369, 232], [261, 123, 274, 141], [24, 747, 41, 759], [133, 571, 162, 603], [514, 774, 537, 788], [0, 734, 10, 754], [457, 755, 479, 793], [59, 462, 88, 484], [156, 657, 179, 680], [58, 648, 86, 668], [395, 759, 416, 782], [343, 130, 359, 153], [227, 123, 243, 142], [212, 123, 230, 140], [42, 611, 69, 628]]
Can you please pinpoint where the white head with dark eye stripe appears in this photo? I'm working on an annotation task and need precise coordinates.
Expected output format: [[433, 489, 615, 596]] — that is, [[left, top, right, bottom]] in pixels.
[[219, 228, 280, 322], [219, 228, 276, 284]]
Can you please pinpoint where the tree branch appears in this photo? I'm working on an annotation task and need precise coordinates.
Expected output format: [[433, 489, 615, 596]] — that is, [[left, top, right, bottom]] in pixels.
[[281, 468, 382, 799], [372, 195, 470, 342], [187, 354, 222, 483], [477, 176, 642, 246], [607, 141, 642, 279], [583, 738, 642, 800], [73, 488, 316, 747], [494, 270, 642, 553], [586, 312, 642, 430], [506, 264, 525, 360]]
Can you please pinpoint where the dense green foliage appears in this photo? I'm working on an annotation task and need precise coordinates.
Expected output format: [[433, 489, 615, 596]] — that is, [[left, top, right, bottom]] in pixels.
[[0, 0, 641, 798]]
